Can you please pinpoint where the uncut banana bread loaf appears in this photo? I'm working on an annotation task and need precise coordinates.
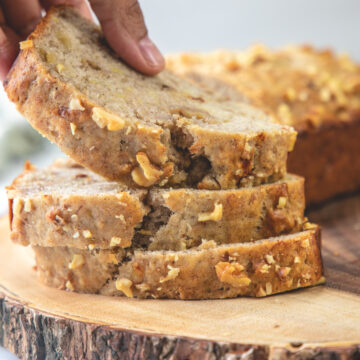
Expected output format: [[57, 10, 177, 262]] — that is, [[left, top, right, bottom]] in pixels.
[[32, 226, 323, 299], [7, 159, 305, 251], [167, 45, 360, 203], [4, 7, 297, 190]]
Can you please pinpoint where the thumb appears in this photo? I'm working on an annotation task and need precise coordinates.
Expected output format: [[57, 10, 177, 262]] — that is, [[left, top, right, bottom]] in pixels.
[[89, 0, 164, 75]]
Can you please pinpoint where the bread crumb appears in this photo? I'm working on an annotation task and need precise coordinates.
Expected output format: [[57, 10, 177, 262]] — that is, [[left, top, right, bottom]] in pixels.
[[135, 283, 150, 292], [116, 278, 133, 297], [20, 40, 33, 50], [198, 202, 223, 222], [68, 254, 85, 269]]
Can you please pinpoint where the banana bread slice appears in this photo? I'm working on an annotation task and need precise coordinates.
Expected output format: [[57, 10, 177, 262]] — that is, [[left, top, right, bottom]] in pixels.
[[4, 7, 296, 190], [32, 226, 323, 299], [167, 45, 360, 203], [7, 160, 305, 250]]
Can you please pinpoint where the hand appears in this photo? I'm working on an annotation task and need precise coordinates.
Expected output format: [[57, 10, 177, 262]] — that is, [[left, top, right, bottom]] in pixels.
[[0, 0, 164, 80]]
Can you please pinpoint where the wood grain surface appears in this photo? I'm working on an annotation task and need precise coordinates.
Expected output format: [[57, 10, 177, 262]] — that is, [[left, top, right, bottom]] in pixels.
[[0, 193, 360, 359]]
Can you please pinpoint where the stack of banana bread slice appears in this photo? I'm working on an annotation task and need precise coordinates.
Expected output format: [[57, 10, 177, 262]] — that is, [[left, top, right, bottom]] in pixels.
[[5, 6, 323, 299]]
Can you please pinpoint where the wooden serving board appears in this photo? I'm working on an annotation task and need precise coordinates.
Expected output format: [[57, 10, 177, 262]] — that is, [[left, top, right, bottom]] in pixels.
[[0, 194, 360, 360]]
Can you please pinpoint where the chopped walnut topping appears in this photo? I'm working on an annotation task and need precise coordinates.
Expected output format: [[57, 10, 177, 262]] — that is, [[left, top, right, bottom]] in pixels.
[[110, 236, 131, 248], [265, 254, 275, 264], [259, 264, 271, 274], [160, 265, 180, 283], [277, 196, 287, 209], [294, 256, 301, 264], [13, 199, 23, 217], [256, 286, 267, 297], [116, 278, 133, 297], [135, 283, 151, 292], [65, 280, 74, 291], [278, 266, 291, 279], [301, 239, 310, 248], [215, 262, 251, 287], [70, 122, 77, 135], [198, 202, 223, 222], [68, 254, 85, 269], [132, 152, 164, 186], [82, 230, 92, 238], [304, 222, 316, 230], [69, 97, 85, 111], [265, 282, 273, 295], [20, 40, 33, 49], [24, 199, 32, 212], [115, 214, 126, 223], [56, 63, 65, 73], [92, 107, 125, 131], [288, 132, 297, 152]]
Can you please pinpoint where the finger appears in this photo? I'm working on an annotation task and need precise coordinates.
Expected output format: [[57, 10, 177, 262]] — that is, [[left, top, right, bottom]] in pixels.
[[89, 0, 164, 75], [2, 0, 42, 38], [40, 0, 92, 20], [0, 7, 21, 79]]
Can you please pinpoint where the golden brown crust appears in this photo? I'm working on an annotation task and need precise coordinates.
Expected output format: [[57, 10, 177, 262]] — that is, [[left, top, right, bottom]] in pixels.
[[4, 7, 295, 190], [33, 227, 323, 299], [6, 160, 305, 250]]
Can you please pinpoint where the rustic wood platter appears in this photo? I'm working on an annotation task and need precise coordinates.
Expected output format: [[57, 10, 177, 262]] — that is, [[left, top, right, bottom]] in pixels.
[[0, 193, 360, 359]]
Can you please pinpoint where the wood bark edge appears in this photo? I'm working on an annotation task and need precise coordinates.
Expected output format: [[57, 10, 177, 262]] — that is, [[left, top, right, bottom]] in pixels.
[[0, 293, 359, 360]]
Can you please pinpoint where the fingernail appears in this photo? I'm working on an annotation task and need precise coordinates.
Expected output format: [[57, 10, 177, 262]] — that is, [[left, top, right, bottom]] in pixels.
[[138, 36, 164, 69]]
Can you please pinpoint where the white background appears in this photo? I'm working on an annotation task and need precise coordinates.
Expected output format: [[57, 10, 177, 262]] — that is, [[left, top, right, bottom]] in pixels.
[[1, 0, 359, 358]]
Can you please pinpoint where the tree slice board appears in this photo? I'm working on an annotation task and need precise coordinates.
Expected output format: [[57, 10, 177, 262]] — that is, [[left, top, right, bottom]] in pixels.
[[0, 194, 360, 360]]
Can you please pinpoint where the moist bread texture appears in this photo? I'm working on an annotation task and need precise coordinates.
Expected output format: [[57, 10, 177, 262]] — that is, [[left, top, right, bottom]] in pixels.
[[7, 159, 305, 250], [167, 45, 360, 203], [32, 227, 323, 299], [4, 7, 296, 190]]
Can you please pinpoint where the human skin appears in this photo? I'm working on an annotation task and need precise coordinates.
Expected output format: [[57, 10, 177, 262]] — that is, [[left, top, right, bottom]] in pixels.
[[0, 0, 164, 79]]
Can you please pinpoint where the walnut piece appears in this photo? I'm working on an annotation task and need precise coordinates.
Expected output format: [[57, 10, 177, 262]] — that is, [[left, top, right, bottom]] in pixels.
[[116, 278, 133, 297], [277, 196, 287, 209], [265, 282, 273, 295], [107, 254, 118, 265], [265, 254, 275, 264], [20, 40, 33, 50], [56, 64, 65, 73], [131, 152, 164, 187], [160, 265, 180, 283], [82, 230, 92, 238], [215, 262, 251, 287], [24, 199, 32, 212], [69, 97, 84, 111], [65, 280, 75, 291], [198, 202, 223, 222], [70, 123, 77, 135], [92, 107, 125, 131], [110, 236, 131, 248], [68, 254, 85, 269]]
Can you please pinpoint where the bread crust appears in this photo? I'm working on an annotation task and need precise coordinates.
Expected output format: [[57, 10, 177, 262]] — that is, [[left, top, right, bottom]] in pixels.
[[32, 227, 323, 299], [4, 7, 295, 190], [6, 160, 305, 250]]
